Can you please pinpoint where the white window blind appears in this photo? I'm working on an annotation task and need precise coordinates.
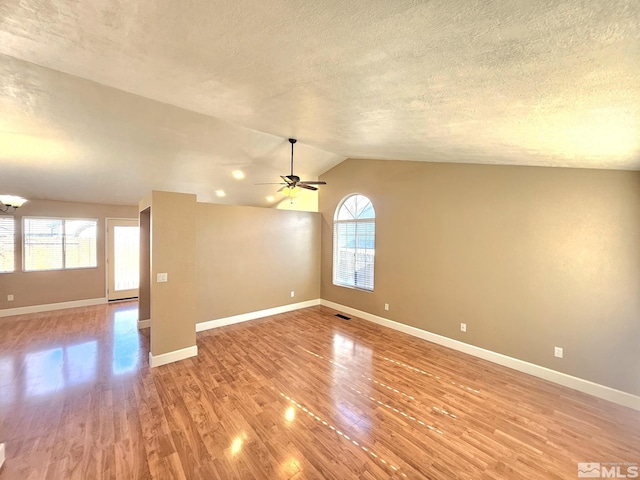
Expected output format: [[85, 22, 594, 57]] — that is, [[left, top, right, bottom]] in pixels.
[[333, 194, 375, 291], [24, 218, 97, 271], [0, 217, 15, 273]]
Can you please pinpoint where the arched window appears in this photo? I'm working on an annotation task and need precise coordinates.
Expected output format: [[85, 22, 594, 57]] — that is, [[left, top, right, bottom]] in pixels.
[[333, 194, 375, 291]]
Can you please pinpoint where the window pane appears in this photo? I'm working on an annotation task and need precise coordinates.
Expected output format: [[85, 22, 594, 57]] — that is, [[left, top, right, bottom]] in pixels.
[[0, 217, 14, 273], [24, 219, 63, 271], [336, 194, 375, 221], [337, 196, 357, 220], [24, 218, 97, 271], [354, 221, 375, 290], [357, 200, 375, 219], [334, 222, 357, 287], [114, 225, 139, 290], [65, 220, 97, 269]]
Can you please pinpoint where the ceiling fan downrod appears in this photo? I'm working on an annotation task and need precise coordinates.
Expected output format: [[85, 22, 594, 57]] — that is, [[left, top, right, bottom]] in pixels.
[[289, 138, 296, 178]]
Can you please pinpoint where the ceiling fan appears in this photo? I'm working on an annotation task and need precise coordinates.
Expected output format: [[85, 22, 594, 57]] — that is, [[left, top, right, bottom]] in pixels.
[[256, 138, 327, 195]]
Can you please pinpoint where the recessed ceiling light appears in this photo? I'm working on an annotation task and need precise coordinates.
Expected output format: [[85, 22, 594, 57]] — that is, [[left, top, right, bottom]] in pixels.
[[266, 196, 275, 202], [232, 170, 245, 180], [215, 190, 226, 197]]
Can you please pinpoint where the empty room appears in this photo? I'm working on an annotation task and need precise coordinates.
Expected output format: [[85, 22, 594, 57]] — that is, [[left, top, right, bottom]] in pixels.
[[1, 1, 639, 479]]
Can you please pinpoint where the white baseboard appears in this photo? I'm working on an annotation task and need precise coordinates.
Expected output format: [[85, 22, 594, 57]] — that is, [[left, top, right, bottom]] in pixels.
[[0, 297, 107, 318], [320, 299, 640, 411], [0, 442, 5, 470], [137, 319, 150, 329], [196, 299, 321, 332], [149, 345, 198, 368]]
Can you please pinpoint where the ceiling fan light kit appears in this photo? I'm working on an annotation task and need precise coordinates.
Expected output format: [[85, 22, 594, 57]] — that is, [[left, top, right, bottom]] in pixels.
[[255, 138, 327, 203], [0, 195, 28, 214], [282, 186, 301, 198]]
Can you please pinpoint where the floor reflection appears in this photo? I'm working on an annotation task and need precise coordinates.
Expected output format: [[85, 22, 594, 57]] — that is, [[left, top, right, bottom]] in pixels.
[[285, 405, 296, 423], [1, 302, 144, 405], [66, 341, 97, 385], [0, 356, 15, 405], [279, 392, 406, 477], [23, 341, 100, 398], [112, 307, 140, 375], [331, 332, 372, 433], [25, 347, 64, 397], [279, 457, 300, 478]]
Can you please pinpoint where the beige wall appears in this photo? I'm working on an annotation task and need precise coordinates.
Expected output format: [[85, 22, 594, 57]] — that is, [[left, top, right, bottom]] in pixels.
[[319, 159, 640, 396], [148, 191, 197, 357], [196, 203, 320, 322], [0, 199, 137, 310]]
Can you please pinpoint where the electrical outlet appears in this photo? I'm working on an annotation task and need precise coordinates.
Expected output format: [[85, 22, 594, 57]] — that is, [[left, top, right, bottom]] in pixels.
[[554, 346, 563, 358], [460, 323, 467, 332], [384, 303, 389, 311], [156, 273, 168, 283], [7, 294, 14, 301], [290, 291, 295, 298]]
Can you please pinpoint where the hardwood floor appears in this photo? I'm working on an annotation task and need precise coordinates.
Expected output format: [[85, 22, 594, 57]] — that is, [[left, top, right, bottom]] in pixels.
[[1, 302, 639, 479]]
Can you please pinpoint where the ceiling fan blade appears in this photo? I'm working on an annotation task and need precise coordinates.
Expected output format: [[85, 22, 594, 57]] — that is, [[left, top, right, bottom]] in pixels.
[[255, 182, 288, 185], [286, 175, 300, 183], [298, 184, 318, 191], [281, 175, 294, 184], [297, 181, 327, 185]]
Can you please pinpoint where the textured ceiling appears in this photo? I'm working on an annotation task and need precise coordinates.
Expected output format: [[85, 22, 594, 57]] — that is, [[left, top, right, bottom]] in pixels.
[[0, 55, 343, 206], [0, 0, 639, 206]]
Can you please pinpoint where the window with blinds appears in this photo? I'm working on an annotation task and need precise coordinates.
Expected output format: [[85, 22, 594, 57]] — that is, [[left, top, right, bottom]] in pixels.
[[332, 194, 375, 291], [0, 217, 15, 273], [24, 218, 97, 271]]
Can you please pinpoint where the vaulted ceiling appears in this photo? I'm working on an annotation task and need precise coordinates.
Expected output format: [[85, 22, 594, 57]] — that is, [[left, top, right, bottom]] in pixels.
[[1, 0, 639, 206]]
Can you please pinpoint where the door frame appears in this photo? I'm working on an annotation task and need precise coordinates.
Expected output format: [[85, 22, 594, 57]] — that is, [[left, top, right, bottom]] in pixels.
[[105, 217, 140, 301]]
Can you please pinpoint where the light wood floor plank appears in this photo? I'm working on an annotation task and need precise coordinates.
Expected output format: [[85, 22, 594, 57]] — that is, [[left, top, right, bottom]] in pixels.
[[1, 302, 639, 479]]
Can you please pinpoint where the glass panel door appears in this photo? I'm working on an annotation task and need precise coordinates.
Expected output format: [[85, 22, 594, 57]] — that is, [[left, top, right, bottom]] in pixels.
[[107, 219, 139, 301]]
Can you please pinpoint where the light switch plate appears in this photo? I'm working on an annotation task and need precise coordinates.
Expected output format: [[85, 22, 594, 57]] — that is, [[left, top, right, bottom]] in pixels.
[[157, 273, 168, 283]]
